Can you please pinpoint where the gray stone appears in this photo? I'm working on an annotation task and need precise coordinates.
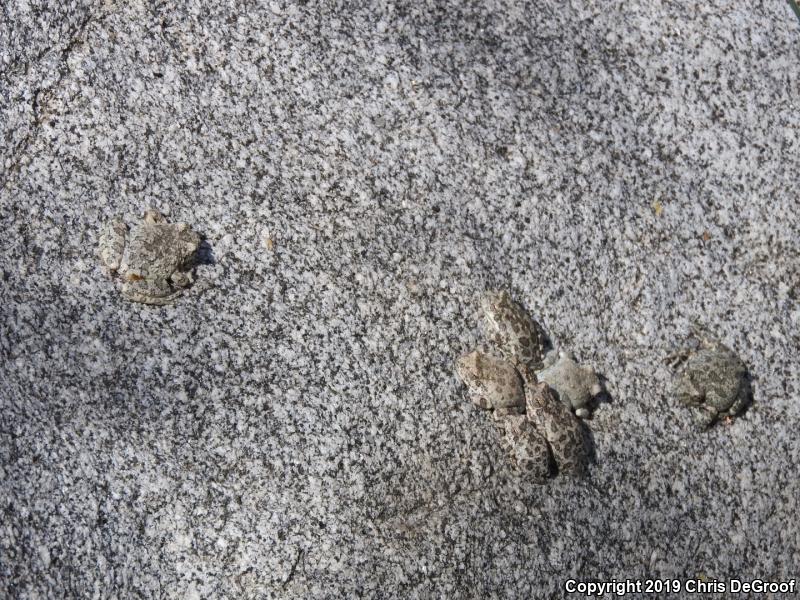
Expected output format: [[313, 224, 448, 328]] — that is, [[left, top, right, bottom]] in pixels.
[[2, 1, 799, 597]]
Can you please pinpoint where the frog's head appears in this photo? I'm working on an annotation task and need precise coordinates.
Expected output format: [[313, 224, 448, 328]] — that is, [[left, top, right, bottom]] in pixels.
[[143, 209, 167, 224], [455, 351, 483, 390]]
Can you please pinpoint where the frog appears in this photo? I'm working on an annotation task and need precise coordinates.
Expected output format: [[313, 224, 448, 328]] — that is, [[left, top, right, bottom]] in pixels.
[[98, 209, 201, 305], [480, 290, 549, 382], [525, 381, 587, 476], [667, 332, 751, 430], [455, 349, 526, 420], [536, 350, 603, 419]]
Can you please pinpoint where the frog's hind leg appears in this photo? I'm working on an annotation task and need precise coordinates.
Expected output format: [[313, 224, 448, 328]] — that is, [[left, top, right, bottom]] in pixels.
[[548, 423, 588, 476], [726, 380, 752, 420]]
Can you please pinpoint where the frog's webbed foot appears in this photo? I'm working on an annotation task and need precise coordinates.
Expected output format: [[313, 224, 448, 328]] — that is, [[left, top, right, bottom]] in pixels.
[[98, 220, 127, 274], [687, 321, 725, 349]]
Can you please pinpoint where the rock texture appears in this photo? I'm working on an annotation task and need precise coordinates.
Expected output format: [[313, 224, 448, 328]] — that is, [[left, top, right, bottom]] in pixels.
[[2, 1, 799, 597]]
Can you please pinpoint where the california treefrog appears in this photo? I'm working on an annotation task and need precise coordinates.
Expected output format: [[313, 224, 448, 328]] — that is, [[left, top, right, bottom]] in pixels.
[[98, 209, 201, 305], [481, 290, 549, 381], [537, 350, 603, 419], [668, 334, 751, 430]]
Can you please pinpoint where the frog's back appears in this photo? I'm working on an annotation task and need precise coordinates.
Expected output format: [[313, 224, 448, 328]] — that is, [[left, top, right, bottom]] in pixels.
[[482, 290, 548, 373]]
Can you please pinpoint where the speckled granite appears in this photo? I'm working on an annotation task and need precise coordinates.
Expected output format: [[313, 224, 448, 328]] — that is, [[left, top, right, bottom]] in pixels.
[[2, 1, 799, 597]]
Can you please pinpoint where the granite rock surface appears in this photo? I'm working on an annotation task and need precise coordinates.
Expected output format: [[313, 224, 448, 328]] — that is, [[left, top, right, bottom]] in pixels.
[[2, 1, 800, 597]]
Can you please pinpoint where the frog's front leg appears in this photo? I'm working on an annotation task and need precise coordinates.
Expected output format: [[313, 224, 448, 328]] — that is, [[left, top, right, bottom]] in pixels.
[[500, 415, 552, 482], [688, 404, 719, 431], [468, 393, 494, 412], [664, 347, 693, 370]]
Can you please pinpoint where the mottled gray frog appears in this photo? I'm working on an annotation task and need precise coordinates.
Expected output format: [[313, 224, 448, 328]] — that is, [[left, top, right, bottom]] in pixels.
[[481, 290, 549, 381], [99, 209, 201, 305], [668, 334, 751, 430], [499, 415, 552, 481]]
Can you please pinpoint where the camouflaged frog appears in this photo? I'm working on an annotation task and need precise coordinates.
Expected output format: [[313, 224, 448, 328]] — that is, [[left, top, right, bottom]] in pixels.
[[99, 209, 201, 305], [668, 333, 751, 430], [481, 290, 549, 381], [498, 415, 552, 481], [524, 381, 587, 476]]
